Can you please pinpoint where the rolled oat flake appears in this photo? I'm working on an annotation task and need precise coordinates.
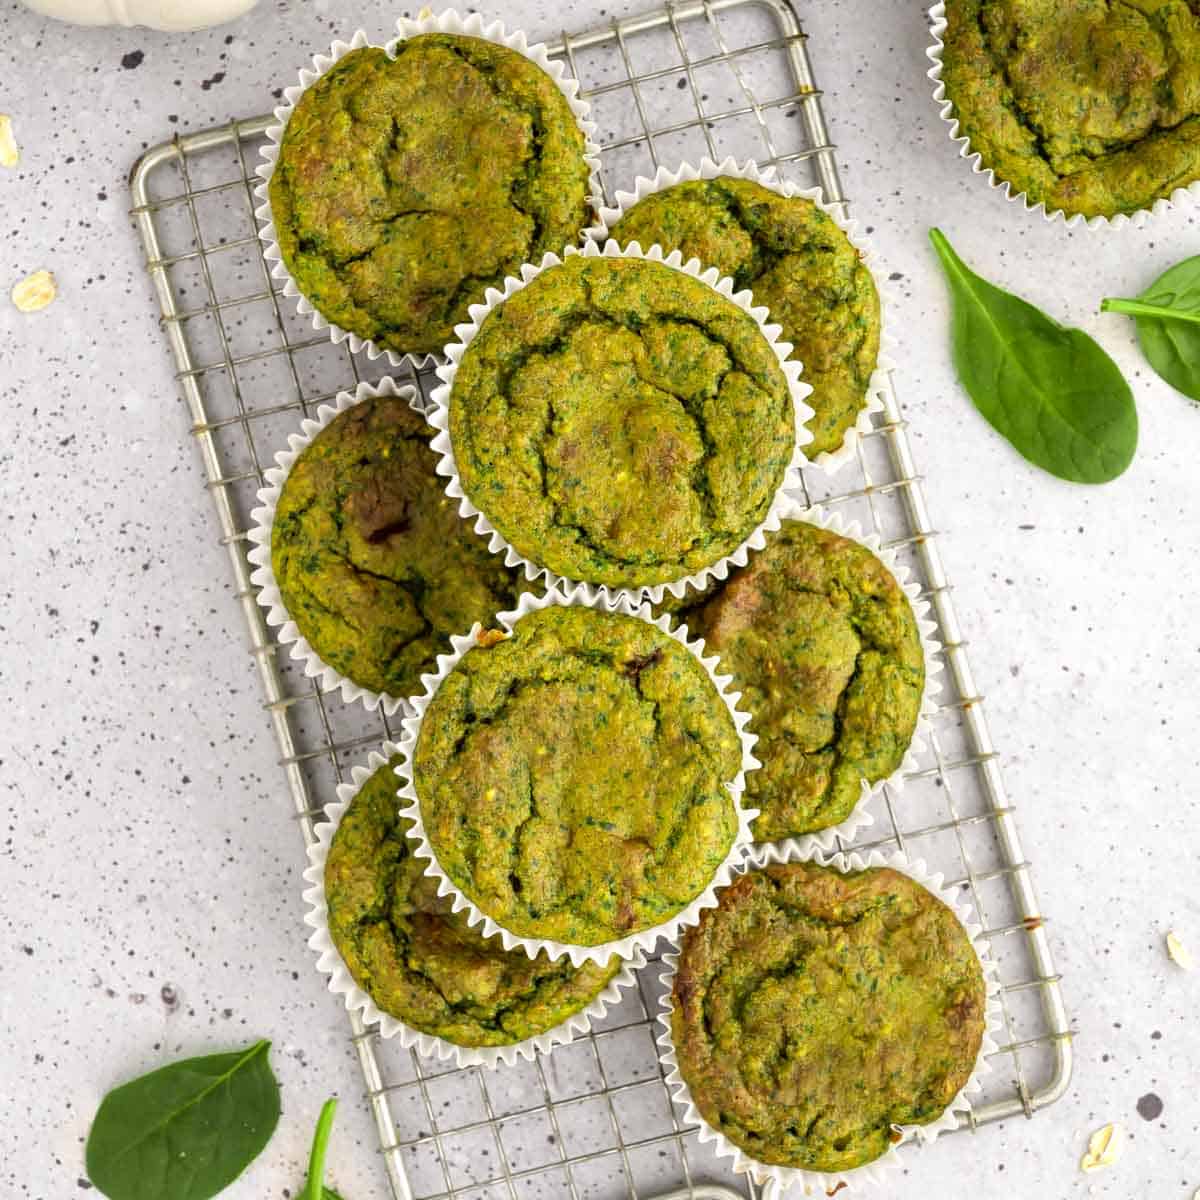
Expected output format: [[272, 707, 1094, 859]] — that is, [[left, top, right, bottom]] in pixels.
[[0, 115, 18, 168], [12, 270, 56, 313]]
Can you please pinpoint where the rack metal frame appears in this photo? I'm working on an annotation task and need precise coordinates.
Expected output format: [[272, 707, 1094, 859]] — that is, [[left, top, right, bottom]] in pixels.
[[128, 2, 1073, 1197]]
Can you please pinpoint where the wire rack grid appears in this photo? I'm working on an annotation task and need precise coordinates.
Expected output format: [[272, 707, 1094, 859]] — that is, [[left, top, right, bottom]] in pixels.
[[128, 2, 1072, 1197]]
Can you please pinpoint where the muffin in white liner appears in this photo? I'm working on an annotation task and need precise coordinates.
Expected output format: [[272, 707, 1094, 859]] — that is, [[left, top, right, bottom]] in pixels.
[[395, 583, 763, 968], [427, 238, 815, 605], [246, 376, 535, 716], [657, 843, 1002, 1194], [663, 500, 944, 854], [302, 743, 645, 1069], [927, 1, 1200, 230], [595, 156, 897, 474], [254, 10, 604, 368]]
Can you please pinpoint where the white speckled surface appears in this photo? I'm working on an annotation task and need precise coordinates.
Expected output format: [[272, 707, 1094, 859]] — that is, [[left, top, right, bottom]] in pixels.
[[1, 2, 1198, 1198]]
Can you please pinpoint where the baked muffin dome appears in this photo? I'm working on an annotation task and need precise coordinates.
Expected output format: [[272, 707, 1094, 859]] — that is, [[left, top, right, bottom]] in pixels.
[[268, 36, 593, 354], [669, 520, 924, 841], [671, 861, 986, 1172], [270, 392, 535, 700], [412, 604, 745, 947], [325, 755, 621, 1045], [448, 253, 798, 589], [939, 0, 1200, 218], [609, 175, 881, 457]]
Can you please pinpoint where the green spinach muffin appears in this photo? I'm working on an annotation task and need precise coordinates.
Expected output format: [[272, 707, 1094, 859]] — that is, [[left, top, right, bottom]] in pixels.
[[412, 604, 746, 947], [671, 861, 986, 1174], [669, 520, 924, 841], [449, 253, 798, 590], [609, 176, 880, 458], [268, 36, 593, 354], [939, 0, 1200, 219], [325, 756, 621, 1045], [270, 392, 535, 700]]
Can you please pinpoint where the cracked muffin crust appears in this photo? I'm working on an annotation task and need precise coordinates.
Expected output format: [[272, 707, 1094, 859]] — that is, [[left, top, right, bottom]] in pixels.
[[325, 755, 621, 1045], [268, 36, 593, 355], [668, 520, 924, 841], [448, 253, 798, 590], [270, 393, 535, 700], [940, 0, 1200, 218], [609, 176, 881, 458], [412, 604, 745, 946], [671, 862, 986, 1173]]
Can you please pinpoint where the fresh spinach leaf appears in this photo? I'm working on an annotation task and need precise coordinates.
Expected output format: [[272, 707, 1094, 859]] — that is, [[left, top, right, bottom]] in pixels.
[[1102, 255, 1200, 403], [302, 1098, 343, 1200], [929, 228, 1136, 483], [86, 1040, 280, 1200]]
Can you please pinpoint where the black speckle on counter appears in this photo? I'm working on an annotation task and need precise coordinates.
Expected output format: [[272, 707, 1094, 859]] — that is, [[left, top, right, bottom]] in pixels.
[[1136, 1092, 1163, 1121], [201, 71, 227, 92], [121, 50, 144, 70]]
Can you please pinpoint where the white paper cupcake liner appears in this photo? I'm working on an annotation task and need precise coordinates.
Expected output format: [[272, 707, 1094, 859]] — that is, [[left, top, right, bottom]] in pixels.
[[302, 742, 645, 1069], [246, 376, 422, 717], [657, 843, 1002, 1194], [254, 10, 604, 368], [427, 238, 816, 605], [594, 156, 897, 474], [750, 500, 945, 855], [926, 2, 1200, 230], [395, 583, 763, 967]]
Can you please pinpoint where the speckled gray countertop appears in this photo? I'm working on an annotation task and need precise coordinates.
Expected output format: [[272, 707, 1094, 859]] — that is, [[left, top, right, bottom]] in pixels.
[[1, 2, 1198, 1198]]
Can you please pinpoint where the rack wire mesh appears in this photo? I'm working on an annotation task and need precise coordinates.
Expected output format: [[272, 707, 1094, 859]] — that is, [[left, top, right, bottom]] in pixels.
[[128, 2, 1073, 1197]]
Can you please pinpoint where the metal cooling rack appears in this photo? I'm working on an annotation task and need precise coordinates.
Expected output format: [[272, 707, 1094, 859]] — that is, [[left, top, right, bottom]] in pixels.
[[128, 1, 1073, 1196]]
